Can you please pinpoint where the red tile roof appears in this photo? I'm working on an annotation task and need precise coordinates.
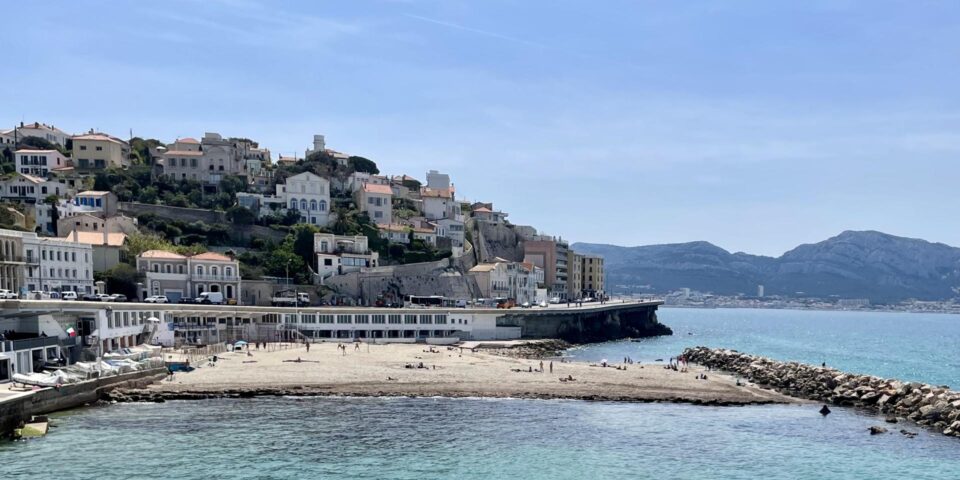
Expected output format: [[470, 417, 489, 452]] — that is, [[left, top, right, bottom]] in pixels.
[[362, 183, 393, 195]]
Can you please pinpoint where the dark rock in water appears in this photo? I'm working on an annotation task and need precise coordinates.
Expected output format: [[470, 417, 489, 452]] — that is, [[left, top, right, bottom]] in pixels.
[[819, 405, 831, 416], [884, 417, 898, 424], [869, 426, 888, 435], [900, 429, 917, 438]]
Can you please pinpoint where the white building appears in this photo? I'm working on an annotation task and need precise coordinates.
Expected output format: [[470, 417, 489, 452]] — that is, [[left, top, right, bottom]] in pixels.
[[378, 223, 410, 244], [314, 233, 379, 279], [5, 122, 71, 146], [19, 233, 95, 294], [15, 149, 70, 177], [0, 173, 69, 234], [357, 183, 393, 224], [278, 172, 332, 226]]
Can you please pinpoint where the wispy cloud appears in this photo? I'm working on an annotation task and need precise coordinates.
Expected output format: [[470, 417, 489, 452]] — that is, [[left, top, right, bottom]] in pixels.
[[403, 13, 546, 48]]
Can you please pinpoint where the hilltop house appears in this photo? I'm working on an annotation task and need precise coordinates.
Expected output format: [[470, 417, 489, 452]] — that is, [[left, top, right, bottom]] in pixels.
[[314, 233, 379, 279], [3, 122, 71, 146], [357, 183, 392, 224], [15, 149, 70, 177], [72, 131, 131, 170]]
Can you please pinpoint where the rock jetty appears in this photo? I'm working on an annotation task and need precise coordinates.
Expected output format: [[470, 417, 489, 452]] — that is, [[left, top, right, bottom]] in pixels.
[[683, 346, 960, 438]]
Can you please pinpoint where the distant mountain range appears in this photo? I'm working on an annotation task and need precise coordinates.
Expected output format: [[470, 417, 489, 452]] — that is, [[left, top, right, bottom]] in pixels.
[[573, 231, 960, 303]]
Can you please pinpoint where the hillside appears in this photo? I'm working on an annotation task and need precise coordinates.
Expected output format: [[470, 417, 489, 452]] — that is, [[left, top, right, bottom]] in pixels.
[[573, 231, 960, 302]]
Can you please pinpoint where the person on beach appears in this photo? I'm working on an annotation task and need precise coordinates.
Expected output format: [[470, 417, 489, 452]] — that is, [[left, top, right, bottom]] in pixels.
[[305, 340, 310, 352], [549, 361, 553, 373], [539, 361, 544, 372], [355, 342, 360, 351]]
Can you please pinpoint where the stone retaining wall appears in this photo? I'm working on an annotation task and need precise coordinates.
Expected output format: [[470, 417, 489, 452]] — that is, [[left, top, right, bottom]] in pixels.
[[682, 346, 960, 438], [0, 368, 167, 437]]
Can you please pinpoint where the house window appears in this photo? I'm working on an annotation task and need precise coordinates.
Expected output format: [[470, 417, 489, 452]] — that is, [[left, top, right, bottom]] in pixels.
[[153, 264, 159, 272], [290, 199, 298, 210], [225, 267, 233, 277], [80, 146, 87, 151], [196, 266, 204, 275], [300, 199, 307, 210], [309, 199, 317, 211], [165, 265, 171, 273], [318, 200, 327, 212], [336, 315, 352, 324], [95, 146, 103, 151]]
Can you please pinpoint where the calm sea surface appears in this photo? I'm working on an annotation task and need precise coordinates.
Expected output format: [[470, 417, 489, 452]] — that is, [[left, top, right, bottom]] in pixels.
[[571, 308, 960, 387], [2, 308, 958, 479]]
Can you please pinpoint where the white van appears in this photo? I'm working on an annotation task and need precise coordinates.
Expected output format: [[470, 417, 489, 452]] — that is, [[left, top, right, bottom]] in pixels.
[[196, 292, 225, 305], [61, 291, 78, 301]]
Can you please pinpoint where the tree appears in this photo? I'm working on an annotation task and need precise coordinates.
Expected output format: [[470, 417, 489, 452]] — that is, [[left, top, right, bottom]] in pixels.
[[44, 195, 59, 237], [98, 264, 143, 299], [291, 224, 320, 267], [226, 205, 256, 225], [219, 175, 248, 196], [348, 156, 379, 174]]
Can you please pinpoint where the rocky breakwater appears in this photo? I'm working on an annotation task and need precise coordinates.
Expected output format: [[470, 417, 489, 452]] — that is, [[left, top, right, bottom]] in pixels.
[[682, 346, 960, 439]]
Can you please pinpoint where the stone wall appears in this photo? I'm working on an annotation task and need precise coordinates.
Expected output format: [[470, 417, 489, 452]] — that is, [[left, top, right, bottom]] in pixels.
[[0, 368, 166, 437], [497, 303, 670, 343], [470, 219, 525, 263], [120, 202, 225, 223], [682, 347, 960, 439]]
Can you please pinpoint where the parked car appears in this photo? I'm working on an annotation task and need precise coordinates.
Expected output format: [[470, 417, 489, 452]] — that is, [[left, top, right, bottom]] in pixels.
[[61, 291, 78, 301], [548, 296, 562, 304], [520, 301, 532, 308], [0, 289, 19, 299], [82, 293, 101, 301], [538, 301, 548, 308], [145, 295, 169, 304], [196, 291, 225, 305], [179, 297, 198, 304], [97, 293, 113, 302], [109, 294, 128, 303]]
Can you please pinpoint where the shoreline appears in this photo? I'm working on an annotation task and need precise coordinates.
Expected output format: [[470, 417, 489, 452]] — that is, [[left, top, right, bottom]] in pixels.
[[109, 342, 797, 407]]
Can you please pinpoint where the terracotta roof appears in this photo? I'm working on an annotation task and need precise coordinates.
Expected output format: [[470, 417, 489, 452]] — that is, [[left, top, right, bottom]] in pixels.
[[421, 188, 453, 199], [177, 137, 200, 144], [362, 183, 393, 195], [377, 223, 408, 233], [73, 133, 127, 145], [413, 227, 435, 234], [191, 252, 233, 262], [472, 206, 492, 213], [140, 250, 186, 259], [61, 232, 127, 247], [17, 174, 45, 184], [469, 263, 499, 273]]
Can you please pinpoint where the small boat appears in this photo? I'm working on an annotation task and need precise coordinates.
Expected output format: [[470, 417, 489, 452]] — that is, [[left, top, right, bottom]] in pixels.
[[165, 361, 194, 373]]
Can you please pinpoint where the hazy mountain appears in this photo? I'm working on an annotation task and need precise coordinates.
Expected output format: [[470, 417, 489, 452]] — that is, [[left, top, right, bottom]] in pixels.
[[573, 231, 960, 302]]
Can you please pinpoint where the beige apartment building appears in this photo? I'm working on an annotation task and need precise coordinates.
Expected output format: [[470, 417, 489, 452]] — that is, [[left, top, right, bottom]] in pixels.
[[72, 131, 131, 170], [582, 254, 605, 296], [567, 251, 584, 300]]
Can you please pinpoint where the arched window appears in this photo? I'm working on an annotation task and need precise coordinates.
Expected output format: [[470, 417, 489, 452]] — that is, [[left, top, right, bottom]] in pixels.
[[179, 265, 184, 274], [300, 199, 307, 210], [165, 265, 172, 273], [309, 199, 317, 211], [290, 198, 298, 210], [152, 264, 159, 272], [318, 200, 327, 212], [320, 241, 328, 252], [211, 266, 219, 276], [225, 267, 233, 277], [196, 265, 204, 275]]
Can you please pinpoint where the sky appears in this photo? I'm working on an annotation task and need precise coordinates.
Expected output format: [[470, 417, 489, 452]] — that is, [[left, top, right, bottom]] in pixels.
[[4, 0, 959, 256]]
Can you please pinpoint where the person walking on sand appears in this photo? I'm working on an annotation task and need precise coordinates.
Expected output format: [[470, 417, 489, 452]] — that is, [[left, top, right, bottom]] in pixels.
[[539, 360, 544, 372], [355, 342, 360, 351], [549, 361, 553, 373]]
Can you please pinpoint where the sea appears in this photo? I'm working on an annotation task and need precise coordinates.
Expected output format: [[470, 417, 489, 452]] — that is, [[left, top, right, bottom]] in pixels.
[[2, 308, 958, 479]]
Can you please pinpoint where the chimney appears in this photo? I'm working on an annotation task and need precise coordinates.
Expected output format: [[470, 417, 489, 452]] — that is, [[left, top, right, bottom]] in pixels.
[[73, 221, 80, 243]]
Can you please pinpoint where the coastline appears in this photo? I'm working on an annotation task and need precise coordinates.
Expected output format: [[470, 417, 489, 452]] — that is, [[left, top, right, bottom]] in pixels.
[[110, 342, 796, 407]]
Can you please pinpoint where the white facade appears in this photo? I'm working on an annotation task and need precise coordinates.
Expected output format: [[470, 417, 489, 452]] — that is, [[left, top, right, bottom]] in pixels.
[[137, 251, 241, 303], [305, 134, 326, 157], [0, 173, 68, 234], [314, 233, 379, 279], [15, 149, 70, 177], [278, 172, 331, 226], [20, 234, 95, 294], [7, 122, 71, 146]]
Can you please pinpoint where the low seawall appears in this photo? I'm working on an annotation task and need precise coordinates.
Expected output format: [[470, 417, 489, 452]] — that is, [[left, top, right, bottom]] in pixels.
[[683, 347, 960, 438], [0, 368, 167, 437], [498, 303, 671, 343]]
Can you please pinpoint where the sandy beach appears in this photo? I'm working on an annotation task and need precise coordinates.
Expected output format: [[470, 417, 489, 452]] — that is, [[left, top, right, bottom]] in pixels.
[[116, 342, 797, 405]]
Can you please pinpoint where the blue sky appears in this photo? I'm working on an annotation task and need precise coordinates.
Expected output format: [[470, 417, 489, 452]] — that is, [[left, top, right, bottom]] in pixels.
[[4, 0, 959, 256]]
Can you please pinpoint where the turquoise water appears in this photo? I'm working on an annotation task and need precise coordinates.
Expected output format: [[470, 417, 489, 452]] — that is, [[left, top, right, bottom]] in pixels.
[[570, 308, 960, 387], [1, 397, 957, 479], [2, 308, 959, 478]]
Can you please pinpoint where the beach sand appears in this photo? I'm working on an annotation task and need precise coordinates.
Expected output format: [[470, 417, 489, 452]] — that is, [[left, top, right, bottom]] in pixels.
[[124, 342, 797, 405]]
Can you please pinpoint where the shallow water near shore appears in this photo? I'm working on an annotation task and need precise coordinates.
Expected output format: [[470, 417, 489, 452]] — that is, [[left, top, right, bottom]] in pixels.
[[1, 396, 957, 479], [569, 308, 960, 387]]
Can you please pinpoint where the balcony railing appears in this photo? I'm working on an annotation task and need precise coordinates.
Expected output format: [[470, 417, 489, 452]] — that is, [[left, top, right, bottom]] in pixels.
[[3, 336, 60, 352], [0, 254, 37, 264], [192, 274, 240, 282]]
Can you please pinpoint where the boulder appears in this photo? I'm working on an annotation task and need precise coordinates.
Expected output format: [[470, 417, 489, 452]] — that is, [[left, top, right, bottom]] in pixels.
[[868, 426, 888, 435]]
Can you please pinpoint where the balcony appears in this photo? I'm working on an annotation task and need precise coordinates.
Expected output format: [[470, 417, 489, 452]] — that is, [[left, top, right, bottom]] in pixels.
[[0, 254, 37, 264], [3, 335, 60, 352], [192, 274, 240, 282]]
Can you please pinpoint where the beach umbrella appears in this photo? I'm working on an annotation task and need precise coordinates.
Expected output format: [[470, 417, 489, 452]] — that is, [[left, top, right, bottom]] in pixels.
[[66, 327, 77, 337]]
